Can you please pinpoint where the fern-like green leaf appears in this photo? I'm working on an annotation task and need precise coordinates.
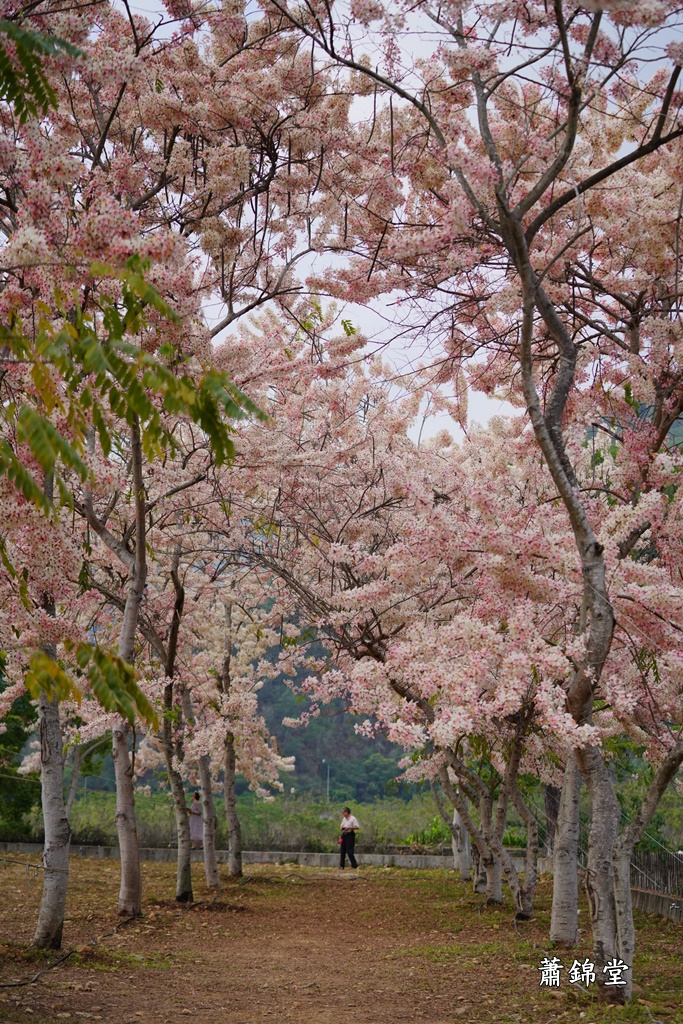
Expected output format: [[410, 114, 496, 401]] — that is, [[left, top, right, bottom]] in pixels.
[[0, 440, 52, 514], [17, 406, 89, 481], [0, 21, 81, 123], [28, 642, 158, 727], [25, 651, 83, 705]]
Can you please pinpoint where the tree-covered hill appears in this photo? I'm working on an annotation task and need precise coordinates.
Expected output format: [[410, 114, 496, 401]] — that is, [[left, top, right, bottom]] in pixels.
[[251, 677, 410, 803]]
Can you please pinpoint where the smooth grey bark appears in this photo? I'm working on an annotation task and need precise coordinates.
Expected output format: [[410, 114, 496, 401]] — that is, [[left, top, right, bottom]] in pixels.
[[550, 752, 581, 947], [511, 218, 623, 997], [485, 855, 502, 903], [480, 776, 509, 906], [440, 751, 538, 912], [507, 765, 539, 920], [610, 738, 683, 1003], [431, 779, 473, 881], [544, 783, 561, 856], [472, 845, 487, 894], [33, 692, 71, 949], [82, 422, 145, 916], [578, 747, 622, 996], [217, 602, 242, 878], [199, 754, 220, 889], [224, 730, 242, 878], [453, 725, 539, 918], [452, 808, 471, 881], [181, 688, 220, 890], [112, 718, 141, 916], [33, 473, 70, 950], [111, 418, 147, 916], [436, 768, 501, 900], [160, 549, 193, 903], [166, 752, 193, 902]]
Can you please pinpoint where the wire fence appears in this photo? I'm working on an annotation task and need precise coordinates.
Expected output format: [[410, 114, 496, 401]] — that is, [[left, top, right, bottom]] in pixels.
[[532, 796, 683, 896], [630, 849, 683, 897]]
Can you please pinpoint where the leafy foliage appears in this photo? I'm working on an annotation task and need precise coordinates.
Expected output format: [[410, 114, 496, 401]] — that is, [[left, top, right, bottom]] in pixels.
[[0, 666, 40, 838], [0, 19, 81, 123], [2, 256, 264, 725], [406, 814, 452, 848], [0, 256, 265, 519], [24, 642, 158, 728]]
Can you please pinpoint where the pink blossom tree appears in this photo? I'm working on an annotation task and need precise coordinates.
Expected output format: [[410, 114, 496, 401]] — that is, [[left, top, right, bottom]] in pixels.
[[1, 0, 352, 928], [257, 0, 683, 999]]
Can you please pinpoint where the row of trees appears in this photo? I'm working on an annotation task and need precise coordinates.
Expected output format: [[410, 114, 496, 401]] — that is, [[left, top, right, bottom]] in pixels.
[[2, 0, 683, 1006]]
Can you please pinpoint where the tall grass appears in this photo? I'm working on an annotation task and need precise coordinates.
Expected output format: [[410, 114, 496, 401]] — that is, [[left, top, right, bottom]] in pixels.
[[18, 791, 447, 852]]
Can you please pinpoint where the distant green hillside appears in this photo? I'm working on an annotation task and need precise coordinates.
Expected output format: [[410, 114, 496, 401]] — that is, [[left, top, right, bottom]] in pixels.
[[23, 674, 413, 806], [255, 676, 410, 803]]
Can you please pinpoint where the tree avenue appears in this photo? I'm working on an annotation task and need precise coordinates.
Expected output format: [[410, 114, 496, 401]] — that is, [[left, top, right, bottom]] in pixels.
[[1, 0, 683, 1010]]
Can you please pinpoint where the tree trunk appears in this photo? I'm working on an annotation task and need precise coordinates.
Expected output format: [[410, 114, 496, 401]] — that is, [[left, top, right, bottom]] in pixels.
[[610, 735, 683, 1005], [484, 854, 502, 903], [65, 744, 81, 821], [612, 848, 634, 1003], [452, 808, 471, 881], [199, 755, 220, 889], [478, 790, 504, 905], [112, 719, 142, 916], [437, 767, 498, 897], [550, 752, 581, 947], [577, 746, 622, 1003], [112, 418, 147, 917], [161, 555, 193, 903], [33, 471, 70, 950], [472, 846, 487, 893], [476, 732, 539, 916], [508, 775, 539, 920], [513, 232, 624, 995], [32, 692, 71, 949], [224, 731, 242, 878], [430, 778, 472, 881], [544, 783, 561, 856], [218, 602, 242, 878], [165, 743, 193, 902]]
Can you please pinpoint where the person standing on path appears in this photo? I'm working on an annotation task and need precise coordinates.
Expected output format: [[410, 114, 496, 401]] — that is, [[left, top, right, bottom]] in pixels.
[[189, 791, 203, 850], [339, 807, 359, 869]]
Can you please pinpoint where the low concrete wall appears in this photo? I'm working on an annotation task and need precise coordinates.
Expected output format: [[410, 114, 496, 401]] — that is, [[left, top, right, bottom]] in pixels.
[[242, 850, 459, 870], [631, 886, 683, 924], [0, 841, 527, 872]]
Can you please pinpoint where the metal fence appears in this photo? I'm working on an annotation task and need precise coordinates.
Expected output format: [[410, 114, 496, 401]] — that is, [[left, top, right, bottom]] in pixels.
[[630, 849, 683, 897], [532, 798, 683, 897]]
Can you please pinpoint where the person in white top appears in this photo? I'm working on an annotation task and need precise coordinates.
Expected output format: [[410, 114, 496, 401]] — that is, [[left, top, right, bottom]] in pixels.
[[339, 807, 359, 869]]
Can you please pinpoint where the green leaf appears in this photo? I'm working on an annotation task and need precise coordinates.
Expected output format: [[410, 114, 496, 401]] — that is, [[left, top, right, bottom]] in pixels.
[[28, 642, 158, 728], [25, 651, 83, 705], [17, 406, 89, 482], [0, 21, 82, 123], [0, 440, 52, 514]]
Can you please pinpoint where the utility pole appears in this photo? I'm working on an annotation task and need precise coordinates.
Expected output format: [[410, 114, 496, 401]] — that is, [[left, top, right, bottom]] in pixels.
[[321, 759, 330, 803]]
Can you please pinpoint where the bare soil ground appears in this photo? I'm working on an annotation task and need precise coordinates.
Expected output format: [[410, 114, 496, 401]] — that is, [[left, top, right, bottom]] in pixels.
[[1, 857, 682, 1024]]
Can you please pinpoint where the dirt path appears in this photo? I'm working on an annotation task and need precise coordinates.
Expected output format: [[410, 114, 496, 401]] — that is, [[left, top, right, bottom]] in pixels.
[[2, 859, 682, 1024]]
